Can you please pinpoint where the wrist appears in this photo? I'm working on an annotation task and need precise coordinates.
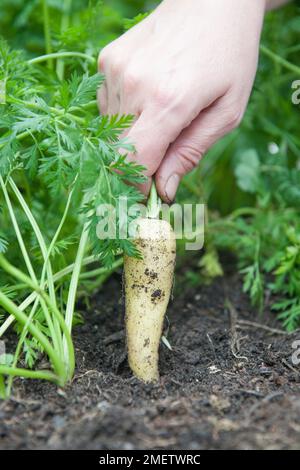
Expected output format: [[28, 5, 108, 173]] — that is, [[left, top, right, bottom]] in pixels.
[[265, 0, 290, 11]]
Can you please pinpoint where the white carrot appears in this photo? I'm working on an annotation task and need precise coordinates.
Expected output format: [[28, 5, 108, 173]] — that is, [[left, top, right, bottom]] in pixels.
[[124, 184, 176, 383]]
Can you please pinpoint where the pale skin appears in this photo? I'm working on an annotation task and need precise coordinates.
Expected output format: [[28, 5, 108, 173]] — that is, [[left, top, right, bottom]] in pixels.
[[98, 0, 291, 202]]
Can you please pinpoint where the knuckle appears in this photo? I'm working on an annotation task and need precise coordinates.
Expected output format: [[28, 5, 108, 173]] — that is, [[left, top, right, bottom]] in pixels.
[[110, 59, 123, 77], [153, 87, 176, 109], [98, 46, 111, 71], [123, 68, 140, 94], [226, 106, 244, 130], [174, 145, 202, 174]]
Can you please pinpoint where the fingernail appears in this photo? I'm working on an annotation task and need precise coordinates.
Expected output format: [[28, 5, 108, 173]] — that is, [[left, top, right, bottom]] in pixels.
[[165, 174, 180, 202]]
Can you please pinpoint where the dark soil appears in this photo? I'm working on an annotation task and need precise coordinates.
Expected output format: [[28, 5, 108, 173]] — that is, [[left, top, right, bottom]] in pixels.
[[1, 270, 300, 450]]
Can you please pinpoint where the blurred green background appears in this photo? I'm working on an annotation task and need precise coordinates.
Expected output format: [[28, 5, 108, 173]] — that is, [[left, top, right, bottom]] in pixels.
[[1, 0, 300, 328]]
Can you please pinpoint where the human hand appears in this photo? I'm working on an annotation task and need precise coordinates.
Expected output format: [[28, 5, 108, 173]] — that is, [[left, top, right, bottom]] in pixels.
[[98, 0, 266, 202]]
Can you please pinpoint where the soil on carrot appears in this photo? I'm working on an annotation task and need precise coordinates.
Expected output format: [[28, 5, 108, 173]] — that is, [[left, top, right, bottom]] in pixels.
[[1, 266, 300, 450]]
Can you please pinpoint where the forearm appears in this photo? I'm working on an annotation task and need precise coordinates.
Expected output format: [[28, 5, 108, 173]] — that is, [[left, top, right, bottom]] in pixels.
[[265, 0, 291, 11]]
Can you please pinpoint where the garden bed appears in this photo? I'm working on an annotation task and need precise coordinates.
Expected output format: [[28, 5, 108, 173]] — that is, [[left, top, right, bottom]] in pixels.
[[1, 272, 300, 450]]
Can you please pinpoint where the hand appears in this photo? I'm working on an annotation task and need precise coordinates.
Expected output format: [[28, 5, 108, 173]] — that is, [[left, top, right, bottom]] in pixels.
[[98, 0, 266, 202]]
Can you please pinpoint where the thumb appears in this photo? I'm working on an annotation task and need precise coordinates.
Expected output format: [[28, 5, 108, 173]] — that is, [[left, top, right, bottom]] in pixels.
[[155, 96, 243, 202]]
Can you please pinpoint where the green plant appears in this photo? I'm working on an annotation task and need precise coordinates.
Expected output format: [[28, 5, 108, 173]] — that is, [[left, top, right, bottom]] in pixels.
[[178, 3, 300, 329], [0, 1, 146, 397], [208, 144, 300, 330]]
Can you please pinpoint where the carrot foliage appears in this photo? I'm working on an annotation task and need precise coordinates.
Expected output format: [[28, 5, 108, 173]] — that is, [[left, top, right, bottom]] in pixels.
[[0, 0, 146, 396]]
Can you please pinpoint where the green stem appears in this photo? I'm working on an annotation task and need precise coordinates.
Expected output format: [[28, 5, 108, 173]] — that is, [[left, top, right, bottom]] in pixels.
[[6, 296, 44, 395], [0, 255, 97, 337], [0, 130, 31, 150], [8, 96, 85, 125], [53, 255, 96, 282], [6, 185, 74, 394], [0, 365, 58, 384], [147, 181, 161, 218], [0, 289, 65, 381], [0, 176, 36, 281], [56, 0, 73, 80], [285, 44, 300, 55], [9, 179, 57, 306], [260, 44, 300, 76], [86, 139, 114, 203], [0, 255, 75, 379], [79, 258, 123, 279], [0, 375, 6, 399], [8, 177, 62, 355], [69, 100, 97, 113], [0, 253, 122, 338], [0, 287, 44, 338], [78, 274, 108, 294], [227, 207, 259, 221], [41, 0, 53, 69], [28, 52, 96, 66], [0, 176, 57, 344], [63, 224, 89, 357]]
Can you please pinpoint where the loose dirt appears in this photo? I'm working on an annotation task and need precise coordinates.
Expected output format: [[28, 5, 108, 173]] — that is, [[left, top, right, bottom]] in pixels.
[[1, 270, 300, 450]]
